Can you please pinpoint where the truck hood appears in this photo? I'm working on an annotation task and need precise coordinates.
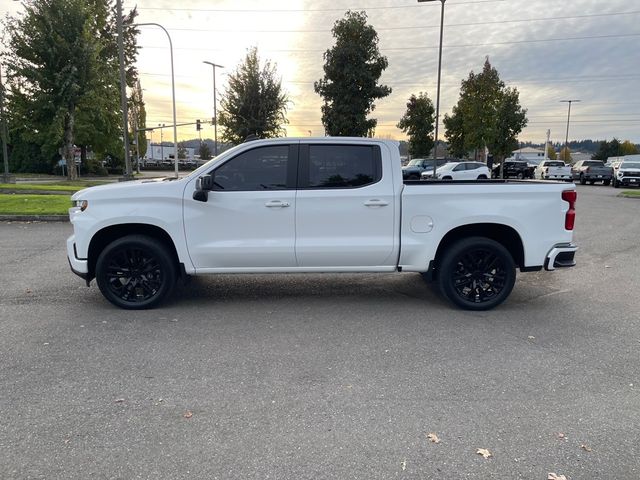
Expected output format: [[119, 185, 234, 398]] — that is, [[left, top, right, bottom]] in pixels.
[[71, 177, 185, 201]]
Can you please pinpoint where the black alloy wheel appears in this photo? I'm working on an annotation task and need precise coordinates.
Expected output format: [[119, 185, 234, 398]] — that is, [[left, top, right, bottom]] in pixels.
[[95, 235, 177, 309], [438, 237, 516, 310]]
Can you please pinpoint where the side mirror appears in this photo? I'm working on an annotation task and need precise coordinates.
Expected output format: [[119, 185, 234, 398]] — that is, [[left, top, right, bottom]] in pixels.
[[193, 174, 214, 202]]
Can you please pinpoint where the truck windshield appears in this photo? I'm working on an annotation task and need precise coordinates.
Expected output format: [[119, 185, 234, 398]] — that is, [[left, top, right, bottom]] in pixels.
[[407, 159, 424, 166], [584, 161, 604, 167]]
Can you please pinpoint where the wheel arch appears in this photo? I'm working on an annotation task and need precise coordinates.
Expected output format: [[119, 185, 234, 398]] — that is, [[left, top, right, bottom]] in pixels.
[[87, 223, 181, 282], [431, 223, 525, 278]]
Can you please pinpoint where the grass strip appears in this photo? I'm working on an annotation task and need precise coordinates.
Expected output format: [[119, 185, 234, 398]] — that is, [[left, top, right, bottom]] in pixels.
[[620, 190, 640, 197], [0, 194, 71, 215], [0, 181, 108, 192]]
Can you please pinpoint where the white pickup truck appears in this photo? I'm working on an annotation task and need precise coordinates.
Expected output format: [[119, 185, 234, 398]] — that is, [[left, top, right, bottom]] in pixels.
[[67, 138, 577, 311], [535, 160, 572, 181]]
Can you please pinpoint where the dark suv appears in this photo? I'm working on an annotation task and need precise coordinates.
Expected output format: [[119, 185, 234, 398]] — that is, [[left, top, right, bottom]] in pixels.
[[492, 160, 532, 179]]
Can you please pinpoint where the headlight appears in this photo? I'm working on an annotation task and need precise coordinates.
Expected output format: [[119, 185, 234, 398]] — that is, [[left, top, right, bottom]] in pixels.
[[72, 199, 88, 211]]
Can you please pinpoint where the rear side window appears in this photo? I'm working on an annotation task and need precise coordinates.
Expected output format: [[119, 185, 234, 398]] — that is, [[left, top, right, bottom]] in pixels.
[[301, 145, 381, 188], [546, 161, 565, 167], [583, 161, 604, 167]]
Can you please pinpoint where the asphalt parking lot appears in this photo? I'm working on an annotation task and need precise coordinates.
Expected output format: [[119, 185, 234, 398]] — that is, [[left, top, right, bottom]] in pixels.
[[1, 184, 638, 479]]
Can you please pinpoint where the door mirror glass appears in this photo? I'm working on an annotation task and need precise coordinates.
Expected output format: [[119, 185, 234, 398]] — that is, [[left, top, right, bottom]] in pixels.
[[196, 174, 214, 191]]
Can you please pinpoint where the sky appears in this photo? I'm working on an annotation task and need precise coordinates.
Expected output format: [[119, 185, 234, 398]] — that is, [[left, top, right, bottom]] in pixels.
[[2, 0, 639, 145]]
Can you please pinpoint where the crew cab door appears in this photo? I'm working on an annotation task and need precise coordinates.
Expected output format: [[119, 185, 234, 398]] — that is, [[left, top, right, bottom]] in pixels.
[[183, 144, 298, 270], [294, 143, 397, 267]]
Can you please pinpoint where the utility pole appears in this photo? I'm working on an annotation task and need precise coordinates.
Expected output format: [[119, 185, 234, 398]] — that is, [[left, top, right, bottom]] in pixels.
[[544, 129, 550, 161], [203, 61, 223, 156], [560, 99, 580, 162], [0, 63, 13, 183], [116, 0, 132, 180]]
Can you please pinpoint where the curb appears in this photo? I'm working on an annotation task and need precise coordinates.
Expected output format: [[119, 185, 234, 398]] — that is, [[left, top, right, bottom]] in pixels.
[[0, 215, 68, 222], [617, 193, 640, 199]]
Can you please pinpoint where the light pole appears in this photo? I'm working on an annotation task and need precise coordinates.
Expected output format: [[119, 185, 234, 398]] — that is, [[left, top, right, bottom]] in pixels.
[[136, 22, 179, 177], [0, 62, 12, 184], [560, 99, 580, 162], [159, 124, 164, 163], [203, 61, 223, 156], [418, 0, 446, 179]]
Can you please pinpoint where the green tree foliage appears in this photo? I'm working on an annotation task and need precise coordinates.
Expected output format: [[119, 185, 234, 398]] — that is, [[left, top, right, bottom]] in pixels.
[[559, 146, 571, 162], [397, 92, 435, 157], [3, 0, 139, 177], [128, 80, 147, 160], [444, 58, 527, 172], [218, 47, 289, 145], [443, 106, 466, 158], [314, 11, 391, 137], [198, 142, 212, 160], [592, 138, 621, 160], [620, 140, 639, 156]]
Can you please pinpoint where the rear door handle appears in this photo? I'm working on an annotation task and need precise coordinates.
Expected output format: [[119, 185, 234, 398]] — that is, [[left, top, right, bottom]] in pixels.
[[265, 200, 290, 208], [364, 199, 389, 207]]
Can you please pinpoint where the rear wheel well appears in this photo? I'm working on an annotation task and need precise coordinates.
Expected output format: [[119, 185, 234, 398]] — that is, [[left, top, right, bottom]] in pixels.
[[432, 223, 525, 277], [87, 224, 179, 281]]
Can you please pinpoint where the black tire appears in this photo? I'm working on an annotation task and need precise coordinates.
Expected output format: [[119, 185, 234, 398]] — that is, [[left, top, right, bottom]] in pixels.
[[579, 174, 586, 185], [442, 176, 452, 180], [437, 237, 516, 311], [614, 178, 620, 188], [516, 172, 524, 179], [603, 179, 611, 186], [477, 175, 487, 180], [589, 180, 595, 185], [95, 235, 177, 309]]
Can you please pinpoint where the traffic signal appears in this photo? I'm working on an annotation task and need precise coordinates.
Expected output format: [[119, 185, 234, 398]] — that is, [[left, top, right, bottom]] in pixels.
[[196, 119, 201, 131]]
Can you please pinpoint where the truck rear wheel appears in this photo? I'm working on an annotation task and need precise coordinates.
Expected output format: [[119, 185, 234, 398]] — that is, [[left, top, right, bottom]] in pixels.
[[95, 235, 177, 309], [438, 237, 516, 310]]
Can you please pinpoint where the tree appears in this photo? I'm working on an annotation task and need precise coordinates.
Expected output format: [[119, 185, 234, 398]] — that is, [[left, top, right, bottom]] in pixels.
[[443, 106, 466, 158], [397, 93, 435, 157], [620, 140, 639, 156], [559, 146, 571, 162], [198, 142, 212, 160], [444, 58, 527, 175], [3, 0, 140, 177], [128, 80, 147, 160], [178, 142, 187, 159], [314, 11, 391, 137], [545, 143, 557, 160], [218, 47, 289, 145], [592, 138, 621, 160]]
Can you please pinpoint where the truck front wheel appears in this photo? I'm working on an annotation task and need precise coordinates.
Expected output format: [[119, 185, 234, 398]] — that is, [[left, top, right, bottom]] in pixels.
[[438, 237, 516, 310], [95, 235, 177, 309]]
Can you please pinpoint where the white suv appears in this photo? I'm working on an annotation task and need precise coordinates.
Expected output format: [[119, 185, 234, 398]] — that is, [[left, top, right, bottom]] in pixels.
[[422, 161, 490, 180]]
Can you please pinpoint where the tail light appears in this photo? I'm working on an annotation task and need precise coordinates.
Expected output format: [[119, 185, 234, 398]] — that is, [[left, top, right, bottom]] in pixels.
[[562, 190, 577, 230]]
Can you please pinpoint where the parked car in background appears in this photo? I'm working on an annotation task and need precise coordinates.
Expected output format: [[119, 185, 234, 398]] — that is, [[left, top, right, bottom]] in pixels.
[[535, 160, 572, 181], [427, 161, 490, 180], [492, 160, 531, 179], [402, 158, 448, 180], [612, 160, 640, 188], [571, 160, 612, 185]]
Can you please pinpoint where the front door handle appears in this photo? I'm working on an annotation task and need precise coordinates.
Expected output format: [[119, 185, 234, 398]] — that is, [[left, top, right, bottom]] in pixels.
[[265, 200, 290, 208], [364, 199, 389, 207]]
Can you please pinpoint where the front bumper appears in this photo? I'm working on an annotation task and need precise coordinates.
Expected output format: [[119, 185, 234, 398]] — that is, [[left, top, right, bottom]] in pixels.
[[545, 243, 578, 271], [618, 176, 640, 186], [67, 234, 89, 282]]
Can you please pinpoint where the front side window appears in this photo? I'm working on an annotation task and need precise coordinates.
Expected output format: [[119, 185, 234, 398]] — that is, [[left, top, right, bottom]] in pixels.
[[453, 164, 466, 171], [304, 145, 380, 188], [213, 146, 289, 191]]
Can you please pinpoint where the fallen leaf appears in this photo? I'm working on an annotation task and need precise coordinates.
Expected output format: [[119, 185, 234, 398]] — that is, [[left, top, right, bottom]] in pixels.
[[548, 473, 567, 480], [400, 459, 406, 471], [114, 398, 125, 403], [476, 448, 492, 459], [527, 335, 535, 340], [26, 289, 32, 294], [580, 444, 592, 452], [183, 411, 193, 419], [558, 432, 566, 439], [426, 433, 441, 444]]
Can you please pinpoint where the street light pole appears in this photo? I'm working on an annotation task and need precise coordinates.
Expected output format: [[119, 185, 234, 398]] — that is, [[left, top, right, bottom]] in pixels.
[[0, 62, 12, 183], [560, 99, 580, 162], [115, 0, 133, 179], [418, 0, 446, 179], [137, 22, 179, 177], [203, 61, 224, 156]]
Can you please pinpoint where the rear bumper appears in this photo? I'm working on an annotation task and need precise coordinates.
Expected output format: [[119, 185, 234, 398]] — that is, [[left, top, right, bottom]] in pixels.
[[67, 234, 89, 282], [545, 243, 578, 271]]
